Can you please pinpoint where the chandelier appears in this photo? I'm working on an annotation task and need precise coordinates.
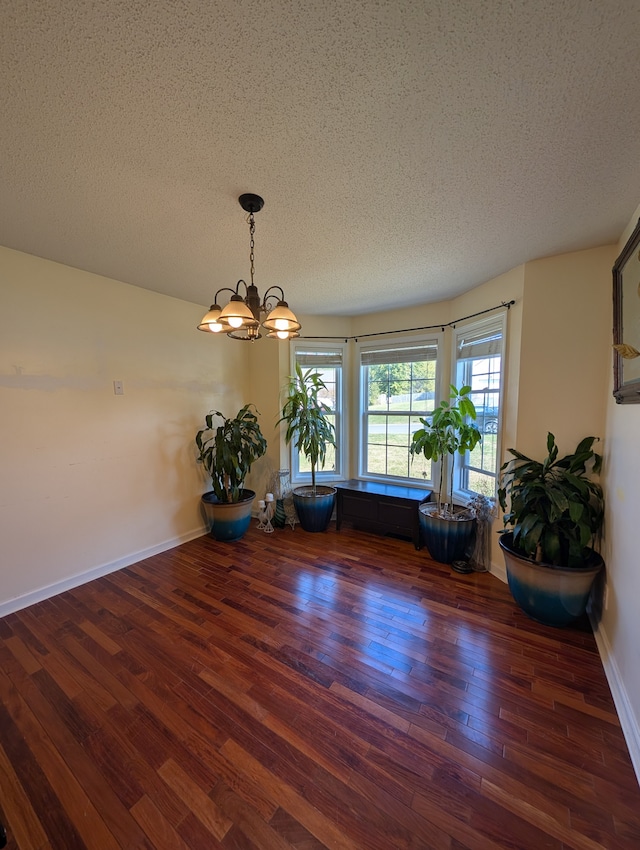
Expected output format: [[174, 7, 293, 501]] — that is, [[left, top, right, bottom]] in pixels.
[[197, 193, 301, 341]]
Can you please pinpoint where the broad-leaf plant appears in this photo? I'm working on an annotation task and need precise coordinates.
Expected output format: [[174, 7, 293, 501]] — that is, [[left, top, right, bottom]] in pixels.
[[410, 384, 482, 515], [498, 433, 604, 567], [195, 404, 267, 503]]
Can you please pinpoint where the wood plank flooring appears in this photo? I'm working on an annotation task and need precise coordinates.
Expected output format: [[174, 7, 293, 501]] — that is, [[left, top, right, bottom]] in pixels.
[[1, 523, 639, 849]]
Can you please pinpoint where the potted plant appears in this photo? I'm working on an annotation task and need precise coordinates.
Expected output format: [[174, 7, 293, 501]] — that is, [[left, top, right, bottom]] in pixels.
[[498, 433, 604, 626], [278, 363, 337, 532], [195, 404, 267, 541], [410, 384, 482, 564]]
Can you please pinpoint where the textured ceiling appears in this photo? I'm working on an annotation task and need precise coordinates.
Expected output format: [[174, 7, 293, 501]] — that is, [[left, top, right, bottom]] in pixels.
[[2, 0, 640, 317]]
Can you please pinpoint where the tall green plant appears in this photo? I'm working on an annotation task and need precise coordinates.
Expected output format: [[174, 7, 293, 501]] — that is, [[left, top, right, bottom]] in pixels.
[[278, 364, 336, 495], [195, 404, 267, 503], [410, 384, 482, 514], [498, 433, 604, 568]]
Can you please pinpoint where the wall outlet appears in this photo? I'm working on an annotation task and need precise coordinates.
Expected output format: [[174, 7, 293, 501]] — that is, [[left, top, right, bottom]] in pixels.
[[113, 380, 124, 395]]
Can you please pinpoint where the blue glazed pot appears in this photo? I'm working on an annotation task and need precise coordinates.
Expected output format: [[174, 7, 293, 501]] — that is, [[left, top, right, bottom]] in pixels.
[[201, 489, 256, 541], [292, 486, 336, 532], [418, 503, 476, 564], [499, 532, 604, 626]]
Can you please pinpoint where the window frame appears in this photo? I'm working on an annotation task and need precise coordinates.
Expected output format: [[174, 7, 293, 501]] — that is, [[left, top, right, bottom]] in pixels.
[[451, 312, 506, 504], [357, 333, 442, 487], [288, 341, 347, 485]]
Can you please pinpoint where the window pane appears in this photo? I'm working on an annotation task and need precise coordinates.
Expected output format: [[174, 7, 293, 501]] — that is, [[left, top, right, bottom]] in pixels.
[[316, 368, 336, 408], [409, 453, 431, 483], [466, 469, 496, 497], [387, 414, 410, 441], [367, 442, 387, 475], [367, 414, 388, 445], [369, 380, 389, 409], [387, 445, 410, 478], [407, 414, 432, 482]]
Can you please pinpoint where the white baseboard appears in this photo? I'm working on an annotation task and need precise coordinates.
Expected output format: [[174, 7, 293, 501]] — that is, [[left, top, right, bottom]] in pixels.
[[0, 526, 207, 617], [489, 560, 507, 583], [589, 614, 640, 788]]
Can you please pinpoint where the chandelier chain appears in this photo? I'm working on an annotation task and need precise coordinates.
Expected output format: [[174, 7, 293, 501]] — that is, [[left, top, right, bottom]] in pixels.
[[248, 213, 255, 285]]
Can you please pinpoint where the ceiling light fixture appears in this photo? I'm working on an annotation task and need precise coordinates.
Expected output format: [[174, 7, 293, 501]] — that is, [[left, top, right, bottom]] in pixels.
[[197, 193, 301, 341]]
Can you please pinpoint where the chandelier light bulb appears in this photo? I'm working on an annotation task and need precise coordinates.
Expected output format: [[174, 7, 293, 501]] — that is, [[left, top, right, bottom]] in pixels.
[[197, 304, 225, 333], [277, 329, 289, 339], [228, 315, 243, 328], [261, 298, 301, 335]]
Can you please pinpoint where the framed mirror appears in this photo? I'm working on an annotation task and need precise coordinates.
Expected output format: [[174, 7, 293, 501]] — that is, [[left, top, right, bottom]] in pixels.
[[613, 217, 640, 403]]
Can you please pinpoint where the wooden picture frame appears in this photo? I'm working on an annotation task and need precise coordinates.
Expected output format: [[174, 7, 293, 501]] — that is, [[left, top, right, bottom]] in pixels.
[[613, 217, 640, 403]]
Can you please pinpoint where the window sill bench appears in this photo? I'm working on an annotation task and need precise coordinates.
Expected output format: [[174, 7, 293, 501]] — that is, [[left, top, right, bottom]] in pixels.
[[335, 479, 432, 549]]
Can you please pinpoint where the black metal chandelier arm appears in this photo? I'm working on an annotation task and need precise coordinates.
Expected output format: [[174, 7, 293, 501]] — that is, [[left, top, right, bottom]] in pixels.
[[261, 285, 286, 310], [212, 286, 241, 305]]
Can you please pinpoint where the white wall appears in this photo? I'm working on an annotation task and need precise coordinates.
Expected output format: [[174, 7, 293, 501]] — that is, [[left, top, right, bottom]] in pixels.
[[517, 246, 614, 453], [0, 247, 249, 611], [599, 206, 640, 781]]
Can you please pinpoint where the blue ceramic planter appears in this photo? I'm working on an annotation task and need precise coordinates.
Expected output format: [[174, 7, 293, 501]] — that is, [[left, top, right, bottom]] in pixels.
[[499, 532, 604, 626], [292, 486, 336, 532], [201, 489, 256, 541], [418, 503, 476, 564]]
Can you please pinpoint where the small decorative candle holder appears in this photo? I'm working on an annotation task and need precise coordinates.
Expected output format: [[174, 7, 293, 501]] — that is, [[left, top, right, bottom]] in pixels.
[[256, 499, 267, 530], [258, 494, 274, 533]]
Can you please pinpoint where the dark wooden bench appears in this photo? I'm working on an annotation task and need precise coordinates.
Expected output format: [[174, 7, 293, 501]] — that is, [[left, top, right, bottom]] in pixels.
[[335, 479, 432, 549]]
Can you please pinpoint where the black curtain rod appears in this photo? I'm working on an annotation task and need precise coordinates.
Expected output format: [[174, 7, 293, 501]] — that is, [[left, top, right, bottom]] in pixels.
[[300, 300, 515, 341]]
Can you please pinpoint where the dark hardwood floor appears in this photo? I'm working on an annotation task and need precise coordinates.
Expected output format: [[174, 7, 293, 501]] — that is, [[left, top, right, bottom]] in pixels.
[[1, 523, 639, 849]]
